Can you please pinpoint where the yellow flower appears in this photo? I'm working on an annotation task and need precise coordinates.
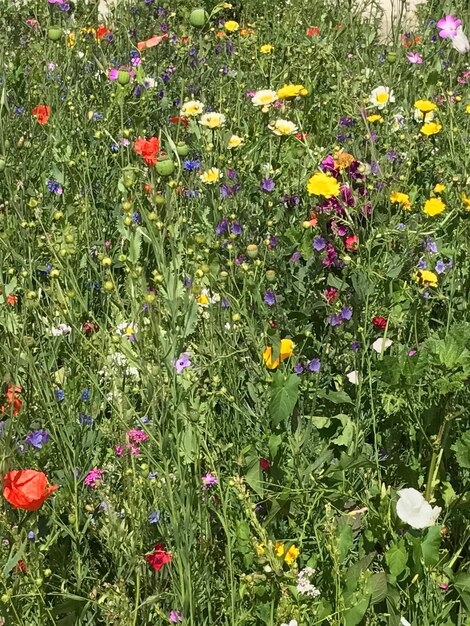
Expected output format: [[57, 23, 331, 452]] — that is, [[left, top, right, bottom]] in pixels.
[[433, 183, 446, 194], [67, 32, 75, 48], [414, 99, 437, 113], [260, 44, 274, 54], [284, 545, 300, 566], [420, 122, 442, 136], [223, 2, 233, 8], [423, 197, 446, 216], [180, 100, 204, 117], [465, 104, 470, 114], [390, 191, 411, 210], [199, 168, 222, 184], [252, 89, 278, 108], [307, 172, 340, 198], [256, 544, 266, 556], [224, 20, 239, 32], [268, 119, 298, 136], [199, 112, 226, 129], [334, 151, 355, 170], [228, 134, 243, 149], [415, 270, 438, 288], [461, 193, 470, 209], [262, 339, 294, 369], [275, 542, 285, 557], [277, 84, 308, 99], [366, 114, 383, 123]]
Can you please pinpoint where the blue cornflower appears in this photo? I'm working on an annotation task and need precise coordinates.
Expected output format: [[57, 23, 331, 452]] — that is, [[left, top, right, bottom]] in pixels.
[[148, 510, 161, 524], [78, 413, 94, 426], [81, 389, 90, 401], [55, 389, 65, 401]]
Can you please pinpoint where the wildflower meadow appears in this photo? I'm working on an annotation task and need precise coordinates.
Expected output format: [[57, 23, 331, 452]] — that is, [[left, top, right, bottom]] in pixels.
[[0, 0, 470, 624]]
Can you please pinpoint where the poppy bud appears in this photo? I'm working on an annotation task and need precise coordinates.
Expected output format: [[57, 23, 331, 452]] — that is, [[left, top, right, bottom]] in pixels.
[[265, 269, 276, 282], [155, 156, 175, 177], [246, 244, 258, 259], [189, 8, 209, 28], [176, 141, 190, 156], [48, 27, 63, 41]]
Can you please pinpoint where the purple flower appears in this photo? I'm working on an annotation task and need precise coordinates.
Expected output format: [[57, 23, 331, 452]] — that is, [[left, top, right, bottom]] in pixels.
[[282, 194, 300, 208], [435, 259, 446, 274], [424, 237, 437, 253], [406, 51, 423, 64], [293, 363, 304, 374], [339, 116, 356, 127], [313, 236, 327, 251], [215, 217, 228, 235], [78, 413, 94, 426], [170, 610, 183, 623], [437, 15, 462, 39], [307, 358, 321, 373], [340, 306, 352, 321], [263, 290, 277, 306], [173, 352, 191, 374], [231, 221, 243, 235], [148, 510, 161, 524], [25, 429, 50, 449], [201, 472, 218, 489], [351, 340, 360, 352], [260, 178, 275, 192], [84, 468, 105, 489], [328, 314, 342, 327], [290, 251, 302, 262], [226, 168, 237, 179], [417, 258, 427, 270]]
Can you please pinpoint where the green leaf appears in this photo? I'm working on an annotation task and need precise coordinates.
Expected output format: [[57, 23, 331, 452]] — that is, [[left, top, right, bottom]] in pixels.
[[421, 525, 442, 567], [454, 573, 470, 612], [128, 228, 142, 264], [316, 389, 353, 404], [344, 595, 370, 626], [452, 431, 470, 469], [331, 415, 355, 448], [337, 521, 353, 563], [385, 542, 408, 577], [269, 372, 300, 427], [245, 454, 263, 498], [365, 572, 387, 604], [3, 538, 27, 576]]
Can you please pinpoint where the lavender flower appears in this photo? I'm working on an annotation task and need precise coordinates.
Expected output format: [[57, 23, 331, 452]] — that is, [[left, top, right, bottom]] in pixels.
[[263, 290, 277, 306], [25, 430, 50, 449], [173, 352, 191, 374], [201, 472, 218, 489]]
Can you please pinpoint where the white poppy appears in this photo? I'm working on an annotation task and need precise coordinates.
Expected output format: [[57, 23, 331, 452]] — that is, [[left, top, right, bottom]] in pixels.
[[369, 86, 395, 109], [372, 337, 393, 354], [346, 370, 359, 385], [400, 619, 411, 626], [452, 26, 470, 53], [396, 488, 442, 529]]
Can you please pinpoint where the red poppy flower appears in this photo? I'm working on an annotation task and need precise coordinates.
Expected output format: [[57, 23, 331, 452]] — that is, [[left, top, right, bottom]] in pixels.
[[134, 137, 160, 166], [307, 26, 320, 36], [260, 458, 271, 472], [83, 321, 99, 335], [96, 25, 110, 39], [145, 544, 172, 571], [32, 105, 51, 125], [345, 235, 359, 251], [372, 316, 387, 331], [0, 385, 22, 415], [325, 287, 339, 303], [169, 116, 189, 127], [3, 469, 59, 511]]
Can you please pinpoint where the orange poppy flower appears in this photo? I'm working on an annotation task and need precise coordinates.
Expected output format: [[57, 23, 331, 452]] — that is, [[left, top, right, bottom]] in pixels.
[[96, 25, 110, 39], [3, 469, 58, 511], [215, 31, 225, 38], [262, 338, 294, 369], [307, 211, 318, 227], [137, 33, 168, 51], [32, 105, 51, 125], [307, 26, 320, 36], [134, 137, 160, 166], [1, 385, 22, 415]]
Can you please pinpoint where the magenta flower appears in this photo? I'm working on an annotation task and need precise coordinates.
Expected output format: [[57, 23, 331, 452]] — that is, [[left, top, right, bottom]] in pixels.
[[84, 468, 105, 489], [170, 610, 183, 623], [436, 15, 462, 39], [201, 472, 218, 489], [406, 51, 423, 64]]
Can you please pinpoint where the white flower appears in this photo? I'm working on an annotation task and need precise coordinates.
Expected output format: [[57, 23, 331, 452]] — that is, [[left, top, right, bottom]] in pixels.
[[281, 621, 298, 626], [252, 89, 278, 107], [116, 322, 137, 338], [452, 26, 470, 53], [369, 86, 395, 109], [180, 100, 205, 117], [51, 323, 72, 336], [199, 112, 226, 129], [372, 337, 393, 354], [268, 119, 298, 136], [346, 370, 359, 385], [414, 108, 435, 123], [396, 488, 442, 529], [400, 619, 411, 626]]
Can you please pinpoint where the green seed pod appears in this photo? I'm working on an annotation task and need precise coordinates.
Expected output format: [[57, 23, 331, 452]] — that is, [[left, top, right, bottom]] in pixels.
[[189, 8, 208, 28], [48, 27, 63, 41], [155, 156, 175, 177]]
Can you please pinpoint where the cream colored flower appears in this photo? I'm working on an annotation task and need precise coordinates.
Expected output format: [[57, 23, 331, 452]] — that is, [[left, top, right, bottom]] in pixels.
[[228, 134, 243, 148], [369, 86, 395, 109], [199, 167, 222, 184], [251, 89, 278, 108], [180, 100, 204, 117], [199, 112, 226, 129], [268, 119, 298, 136], [372, 338, 392, 354]]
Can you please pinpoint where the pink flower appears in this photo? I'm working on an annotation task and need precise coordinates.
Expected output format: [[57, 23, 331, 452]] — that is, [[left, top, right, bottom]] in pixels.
[[201, 472, 218, 489], [170, 610, 183, 623], [84, 468, 105, 489], [115, 445, 123, 457], [406, 52, 423, 64], [436, 15, 462, 39], [127, 429, 149, 445]]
